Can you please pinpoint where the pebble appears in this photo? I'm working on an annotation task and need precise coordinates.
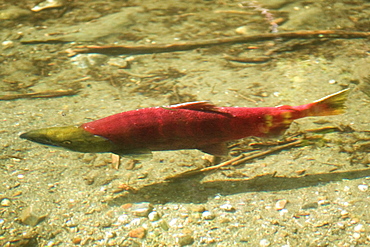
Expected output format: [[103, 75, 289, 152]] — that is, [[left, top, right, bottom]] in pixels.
[[148, 211, 161, 222], [31, 0, 65, 12], [131, 202, 153, 217], [105, 231, 117, 239], [353, 232, 361, 239], [318, 200, 330, 206], [191, 205, 206, 213], [220, 203, 236, 212], [301, 202, 318, 209], [70, 54, 109, 69], [169, 218, 184, 228], [337, 222, 346, 229], [71, 236, 82, 244], [235, 26, 249, 35], [20, 206, 48, 226], [0, 198, 11, 207], [343, 186, 350, 192], [2, 41, 14, 49], [12, 191, 22, 197], [129, 227, 146, 239], [358, 184, 368, 192], [107, 58, 129, 68], [218, 214, 231, 223], [200, 236, 218, 244], [259, 239, 271, 247], [275, 199, 288, 210], [179, 212, 189, 218], [129, 218, 146, 227], [121, 203, 133, 210], [116, 214, 129, 224], [155, 219, 169, 231], [202, 211, 215, 220], [340, 210, 349, 218], [354, 224, 364, 232], [176, 234, 194, 246], [147, 229, 161, 238]]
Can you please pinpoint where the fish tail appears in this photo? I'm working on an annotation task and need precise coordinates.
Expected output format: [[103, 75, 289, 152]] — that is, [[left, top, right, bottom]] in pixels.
[[303, 88, 350, 117]]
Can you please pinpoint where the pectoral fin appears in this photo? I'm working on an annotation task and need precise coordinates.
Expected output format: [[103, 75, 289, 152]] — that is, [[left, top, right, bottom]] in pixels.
[[198, 143, 228, 156]]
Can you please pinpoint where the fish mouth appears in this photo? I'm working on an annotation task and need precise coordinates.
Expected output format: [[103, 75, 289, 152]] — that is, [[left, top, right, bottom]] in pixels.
[[20, 131, 58, 147], [20, 126, 119, 153]]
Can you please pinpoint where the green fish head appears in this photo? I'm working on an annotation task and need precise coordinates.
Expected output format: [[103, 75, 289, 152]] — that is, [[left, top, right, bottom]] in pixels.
[[20, 126, 117, 153]]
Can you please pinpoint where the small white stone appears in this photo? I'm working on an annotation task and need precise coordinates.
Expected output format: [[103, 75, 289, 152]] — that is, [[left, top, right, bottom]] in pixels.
[[279, 208, 289, 216], [340, 210, 349, 217], [318, 200, 330, 206], [31, 0, 64, 12], [148, 211, 161, 222], [354, 224, 365, 232], [235, 26, 248, 35], [353, 232, 361, 239], [169, 218, 183, 228], [337, 222, 345, 229], [116, 214, 129, 224], [275, 199, 288, 210], [2, 40, 14, 49], [131, 202, 153, 217], [107, 58, 128, 68], [129, 218, 144, 227], [105, 231, 116, 239], [259, 239, 271, 247], [125, 56, 135, 62], [0, 198, 11, 207], [358, 184, 368, 192], [202, 211, 215, 220]]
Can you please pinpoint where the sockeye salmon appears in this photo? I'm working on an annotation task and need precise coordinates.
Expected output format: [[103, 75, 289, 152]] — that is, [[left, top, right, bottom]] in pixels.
[[20, 89, 349, 157]]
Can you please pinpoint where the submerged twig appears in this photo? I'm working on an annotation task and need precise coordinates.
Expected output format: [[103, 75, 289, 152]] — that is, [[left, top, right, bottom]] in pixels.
[[166, 125, 348, 181], [0, 89, 80, 100], [72, 30, 370, 56], [165, 139, 304, 180], [223, 54, 270, 63]]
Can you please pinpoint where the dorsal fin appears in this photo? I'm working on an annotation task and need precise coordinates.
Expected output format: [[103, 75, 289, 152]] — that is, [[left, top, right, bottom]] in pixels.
[[167, 101, 218, 111], [164, 101, 233, 117]]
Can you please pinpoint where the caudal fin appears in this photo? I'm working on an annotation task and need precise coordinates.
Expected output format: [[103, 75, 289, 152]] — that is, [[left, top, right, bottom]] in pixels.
[[306, 88, 350, 116]]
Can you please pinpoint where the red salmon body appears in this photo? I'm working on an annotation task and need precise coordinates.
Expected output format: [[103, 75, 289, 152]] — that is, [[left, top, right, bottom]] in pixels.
[[20, 89, 349, 157]]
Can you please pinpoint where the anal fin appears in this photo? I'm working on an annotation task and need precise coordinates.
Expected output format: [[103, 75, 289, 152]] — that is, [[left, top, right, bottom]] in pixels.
[[113, 149, 153, 160]]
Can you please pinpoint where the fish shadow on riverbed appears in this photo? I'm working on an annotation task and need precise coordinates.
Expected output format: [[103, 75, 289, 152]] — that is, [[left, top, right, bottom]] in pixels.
[[109, 167, 370, 205]]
